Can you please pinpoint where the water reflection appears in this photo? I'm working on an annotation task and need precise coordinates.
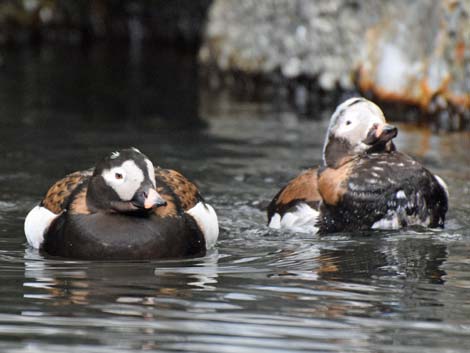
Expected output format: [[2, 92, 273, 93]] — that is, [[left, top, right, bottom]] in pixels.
[[23, 251, 220, 309], [316, 236, 447, 285], [154, 251, 220, 290], [12, 220, 470, 350], [0, 43, 203, 127], [21, 233, 449, 321]]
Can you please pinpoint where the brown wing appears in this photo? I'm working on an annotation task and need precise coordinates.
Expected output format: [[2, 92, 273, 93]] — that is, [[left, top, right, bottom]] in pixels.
[[155, 168, 201, 212], [267, 168, 321, 222], [41, 170, 92, 214]]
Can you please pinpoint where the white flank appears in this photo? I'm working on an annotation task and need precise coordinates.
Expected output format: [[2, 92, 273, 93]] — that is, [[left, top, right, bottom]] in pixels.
[[372, 212, 401, 230], [187, 202, 219, 249], [434, 174, 449, 198], [270, 203, 319, 233], [24, 205, 59, 249], [268, 213, 281, 229]]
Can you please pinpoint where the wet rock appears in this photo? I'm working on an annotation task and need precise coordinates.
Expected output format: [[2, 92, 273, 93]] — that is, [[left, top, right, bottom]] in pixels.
[[200, 0, 470, 128], [200, 0, 369, 89], [357, 0, 470, 129]]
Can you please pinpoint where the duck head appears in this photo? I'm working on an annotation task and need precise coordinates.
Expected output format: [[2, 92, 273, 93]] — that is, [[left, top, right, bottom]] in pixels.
[[87, 148, 167, 214], [322, 97, 397, 168]]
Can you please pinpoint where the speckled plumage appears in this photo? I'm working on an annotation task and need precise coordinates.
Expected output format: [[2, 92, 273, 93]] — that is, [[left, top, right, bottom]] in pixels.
[[317, 151, 448, 233], [315, 97, 448, 233], [40, 168, 202, 217], [154, 168, 201, 212], [41, 170, 92, 214]]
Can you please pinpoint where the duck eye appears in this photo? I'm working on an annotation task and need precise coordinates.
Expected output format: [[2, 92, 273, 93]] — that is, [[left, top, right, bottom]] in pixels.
[[346, 120, 352, 126], [115, 173, 123, 180]]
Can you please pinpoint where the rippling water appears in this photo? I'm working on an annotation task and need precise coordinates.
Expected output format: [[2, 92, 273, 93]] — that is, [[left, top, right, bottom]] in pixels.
[[0, 45, 469, 353]]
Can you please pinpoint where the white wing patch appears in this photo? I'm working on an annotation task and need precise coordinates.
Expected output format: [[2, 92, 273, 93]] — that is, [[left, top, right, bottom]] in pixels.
[[269, 203, 319, 233], [187, 202, 219, 249], [24, 205, 59, 249]]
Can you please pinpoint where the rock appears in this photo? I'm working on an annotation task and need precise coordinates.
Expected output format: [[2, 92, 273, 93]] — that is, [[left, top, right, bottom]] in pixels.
[[200, 0, 470, 127], [357, 0, 470, 117]]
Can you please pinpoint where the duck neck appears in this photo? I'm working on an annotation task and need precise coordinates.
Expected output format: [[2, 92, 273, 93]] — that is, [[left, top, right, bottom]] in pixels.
[[323, 137, 356, 169], [86, 177, 110, 213]]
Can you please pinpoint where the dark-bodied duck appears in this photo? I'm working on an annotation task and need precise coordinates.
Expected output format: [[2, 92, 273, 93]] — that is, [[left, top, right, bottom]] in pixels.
[[316, 97, 448, 233], [267, 97, 448, 233], [24, 148, 219, 259]]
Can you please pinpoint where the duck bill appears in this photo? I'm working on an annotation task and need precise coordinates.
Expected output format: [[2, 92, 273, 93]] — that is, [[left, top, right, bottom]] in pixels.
[[132, 187, 167, 210], [143, 188, 167, 209], [363, 123, 398, 146]]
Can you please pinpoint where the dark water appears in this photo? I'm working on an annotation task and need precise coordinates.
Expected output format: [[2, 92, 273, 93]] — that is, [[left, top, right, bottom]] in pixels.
[[0, 45, 470, 353]]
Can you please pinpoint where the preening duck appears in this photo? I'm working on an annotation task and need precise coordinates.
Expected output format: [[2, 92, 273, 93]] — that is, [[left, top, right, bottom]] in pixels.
[[267, 97, 448, 233]]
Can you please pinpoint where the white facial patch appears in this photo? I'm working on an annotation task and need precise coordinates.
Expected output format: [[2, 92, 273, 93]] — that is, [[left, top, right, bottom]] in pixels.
[[323, 98, 388, 162], [145, 159, 156, 188], [102, 160, 144, 201], [335, 103, 385, 139]]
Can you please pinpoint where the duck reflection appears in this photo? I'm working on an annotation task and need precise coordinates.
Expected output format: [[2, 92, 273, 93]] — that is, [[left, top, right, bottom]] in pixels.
[[303, 234, 448, 322], [316, 235, 447, 284], [22, 249, 220, 312], [154, 250, 220, 291], [21, 247, 221, 351], [258, 233, 448, 322], [23, 250, 90, 306]]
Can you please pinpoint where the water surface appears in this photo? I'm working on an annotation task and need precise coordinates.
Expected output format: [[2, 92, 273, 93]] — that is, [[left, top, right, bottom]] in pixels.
[[0, 45, 470, 353]]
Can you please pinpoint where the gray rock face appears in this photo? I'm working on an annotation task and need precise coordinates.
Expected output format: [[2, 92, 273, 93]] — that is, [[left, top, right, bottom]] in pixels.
[[200, 0, 470, 120]]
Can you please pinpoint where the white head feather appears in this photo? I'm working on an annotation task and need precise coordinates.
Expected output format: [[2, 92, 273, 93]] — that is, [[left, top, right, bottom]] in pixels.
[[102, 160, 144, 201], [322, 98, 387, 163]]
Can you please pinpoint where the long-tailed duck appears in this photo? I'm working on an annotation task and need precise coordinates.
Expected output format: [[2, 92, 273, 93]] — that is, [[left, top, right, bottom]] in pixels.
[[267, 97, 448, 233], [24, 148, 219, 259]]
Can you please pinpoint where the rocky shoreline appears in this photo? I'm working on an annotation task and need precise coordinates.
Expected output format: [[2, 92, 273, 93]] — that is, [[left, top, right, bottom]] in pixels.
[[1, 0, 468, 130], [200, 0, 470, 130]]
